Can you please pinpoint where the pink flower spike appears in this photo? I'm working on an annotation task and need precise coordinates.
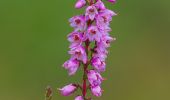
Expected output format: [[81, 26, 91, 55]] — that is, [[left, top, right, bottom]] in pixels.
[[75, 0, 86, 9], [59, 0, 118, 99], [75, 96, 84, 100], [59, 84, 77, 96]]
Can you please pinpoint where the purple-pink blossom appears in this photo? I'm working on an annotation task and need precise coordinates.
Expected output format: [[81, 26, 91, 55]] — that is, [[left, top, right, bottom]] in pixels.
[[85, 25, 101, 42], [69, 15, 86, 32], [67, 32, 83, 48], [69, 46, 87, 64], [75, 96, 84, 100], [75, 0, 86, 9], [85, 5, 98, 20], [91, 85, 102, 97], [91, 57, 106, 72], [87, 70, 104, 86], [63, 59, 80, 75], [59, 0, 117, 99], [59, 84, 77, 96], [95, 0, 106, 10]]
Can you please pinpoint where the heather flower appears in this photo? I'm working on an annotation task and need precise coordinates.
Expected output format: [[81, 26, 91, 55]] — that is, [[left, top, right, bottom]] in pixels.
[[96, 14, 111, 30], [59, 84, 77, 96], [99, 34, 116, 48], [95, 0, 106, 10], [93, 44, 108, 61], [91, 85, 102, 97], [85, 26, 101, 42], [101, 9, 117, 17], [59, 0, 117, 99], [85, 5, 98, 20], [87, 70, 103, 86], [69, 46, 87, 63], [67, 32, 83, 48], [75, 0, 86, 9], [93, 50, 108, 61], [91, 57, 106, 72], [97, 10, 117, 30], [69, 15, 86, 31], [75, 96, 84, 100], [63, 59, 80, 75]]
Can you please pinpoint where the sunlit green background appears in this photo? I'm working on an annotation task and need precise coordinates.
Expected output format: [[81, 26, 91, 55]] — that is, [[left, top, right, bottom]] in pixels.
[[0, 0, 170, 100]]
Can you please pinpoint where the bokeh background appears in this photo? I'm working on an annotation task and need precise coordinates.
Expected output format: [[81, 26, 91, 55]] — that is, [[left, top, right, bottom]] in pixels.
[[0, 0, 170, 100]]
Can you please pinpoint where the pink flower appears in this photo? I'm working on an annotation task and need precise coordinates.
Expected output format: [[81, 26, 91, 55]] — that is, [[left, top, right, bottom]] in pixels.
[[85, 26, 101, 42], [75, 0, 86, 9], [67, 32, 83, 48], [69, 15, 86, 31], [99, 34, 116, 48], [91, 85, 102, 97], [97, 9, 116, 30], [59, 84, 77, 96], [93, 43, 108, 61], [63, 59, 80, 75], [101, 9, 117, 17], [95, 0, 106, 10], [87, 70, 103, 86], [85, 5, 98, 20], [69, 46, 87, 64], [107, 0, 116, 4], [93, 50, 108, 61], [96, 14, 110, 30], [91, 57, 106, 72], [75, 96, 84, 100], [60, 0, 117, 99]]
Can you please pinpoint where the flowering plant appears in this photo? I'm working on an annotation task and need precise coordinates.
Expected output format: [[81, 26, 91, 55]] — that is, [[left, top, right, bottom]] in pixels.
[[58, 0, 117, 99]]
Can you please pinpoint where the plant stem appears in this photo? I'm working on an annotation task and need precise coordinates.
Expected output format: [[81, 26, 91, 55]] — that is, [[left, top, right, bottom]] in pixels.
[[82, 0, 96, 97], [82, 65, 87, 98], [82, 40, 90, 99]]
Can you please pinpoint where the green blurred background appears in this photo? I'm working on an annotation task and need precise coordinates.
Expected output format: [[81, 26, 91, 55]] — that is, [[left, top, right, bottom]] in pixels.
[[0, 0, 170, 100]]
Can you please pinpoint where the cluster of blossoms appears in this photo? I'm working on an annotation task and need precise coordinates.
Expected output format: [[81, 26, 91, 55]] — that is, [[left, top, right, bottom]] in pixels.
[[59, 0, 117, 100]]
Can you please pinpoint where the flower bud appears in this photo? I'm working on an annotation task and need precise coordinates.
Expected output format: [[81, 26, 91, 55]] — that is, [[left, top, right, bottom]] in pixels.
[[63, 59, 80, 76], [59, 84, 77, 96], [91, 85, 102, 97], [95, 0, 106, 10], [75, 96, 84, 100], [87, 70, 103, 86], [75, 0, 86, 9], [107, 0, 116, 4], [91, 57, 106, 72], [45, 86, 53, 100]]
